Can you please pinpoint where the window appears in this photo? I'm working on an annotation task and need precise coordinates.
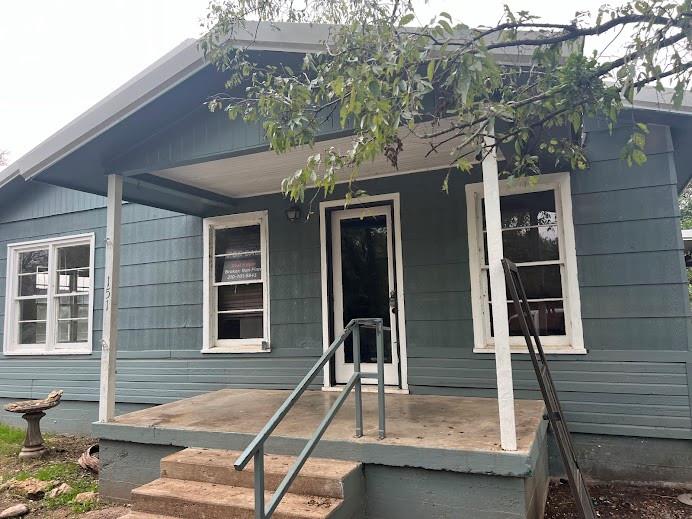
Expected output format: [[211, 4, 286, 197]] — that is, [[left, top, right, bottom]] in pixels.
[[203, 212, 270, 353], [3, 234, 95, 355], [466, 173, 584, 353]]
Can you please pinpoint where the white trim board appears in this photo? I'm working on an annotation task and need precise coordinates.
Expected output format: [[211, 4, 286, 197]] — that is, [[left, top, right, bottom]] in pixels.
[[319, 193, 409, 390], [465, 172, 586, 354]]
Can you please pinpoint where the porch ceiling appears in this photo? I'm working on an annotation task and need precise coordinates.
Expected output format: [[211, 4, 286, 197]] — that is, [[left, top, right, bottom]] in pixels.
[[150, 120, 487, 199]]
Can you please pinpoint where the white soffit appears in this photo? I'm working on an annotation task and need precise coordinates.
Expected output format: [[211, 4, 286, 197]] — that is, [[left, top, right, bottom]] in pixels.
[[152, 120, 494, 197]]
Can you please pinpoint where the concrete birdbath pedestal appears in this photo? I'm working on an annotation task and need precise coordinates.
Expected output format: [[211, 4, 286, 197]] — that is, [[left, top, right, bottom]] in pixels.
[[4, 390, 63, 459]]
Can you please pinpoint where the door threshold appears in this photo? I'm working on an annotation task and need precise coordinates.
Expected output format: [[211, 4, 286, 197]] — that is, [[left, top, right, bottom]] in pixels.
[[321, 385, 410, 395]]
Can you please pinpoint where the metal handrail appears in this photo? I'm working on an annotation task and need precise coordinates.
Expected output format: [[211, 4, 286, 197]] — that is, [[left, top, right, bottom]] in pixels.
[[234, 317, 387, 519]]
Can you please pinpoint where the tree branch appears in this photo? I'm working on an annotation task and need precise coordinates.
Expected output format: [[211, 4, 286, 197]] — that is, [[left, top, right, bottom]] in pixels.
[[480, 13, 687, 50]]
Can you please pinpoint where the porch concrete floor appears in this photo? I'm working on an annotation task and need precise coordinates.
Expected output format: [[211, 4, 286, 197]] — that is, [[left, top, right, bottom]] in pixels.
[[111, 389, 544, 454]]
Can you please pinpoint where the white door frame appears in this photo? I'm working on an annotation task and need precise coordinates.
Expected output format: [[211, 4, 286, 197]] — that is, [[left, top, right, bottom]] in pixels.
[[331, 205, 399, 385], [319, 193, 409, 391]]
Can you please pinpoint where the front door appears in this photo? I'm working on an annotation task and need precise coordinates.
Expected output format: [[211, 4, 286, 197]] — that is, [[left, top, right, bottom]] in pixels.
[[331, 205, 400, 386]]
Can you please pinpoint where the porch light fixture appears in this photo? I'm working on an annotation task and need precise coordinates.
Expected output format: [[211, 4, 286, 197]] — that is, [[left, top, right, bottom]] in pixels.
[[285, 202, 303, 223]]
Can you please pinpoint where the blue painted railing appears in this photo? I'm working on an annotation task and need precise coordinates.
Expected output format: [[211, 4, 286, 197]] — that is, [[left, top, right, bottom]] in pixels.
[[234, 318, 387, 519]]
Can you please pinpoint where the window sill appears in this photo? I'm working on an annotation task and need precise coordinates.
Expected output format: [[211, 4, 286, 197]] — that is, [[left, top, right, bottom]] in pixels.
[[202, 343, 270, 354], [473, 346, 587, 355], [3, 348, 93, 356]]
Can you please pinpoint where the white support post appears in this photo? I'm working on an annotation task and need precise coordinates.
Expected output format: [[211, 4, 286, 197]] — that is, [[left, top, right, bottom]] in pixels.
[[99, 174, 123, 422], [482, 130, 518, 451]]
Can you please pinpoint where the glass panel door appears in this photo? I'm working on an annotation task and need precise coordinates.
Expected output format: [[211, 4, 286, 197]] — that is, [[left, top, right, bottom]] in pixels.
[[331, 205, 399, 386]]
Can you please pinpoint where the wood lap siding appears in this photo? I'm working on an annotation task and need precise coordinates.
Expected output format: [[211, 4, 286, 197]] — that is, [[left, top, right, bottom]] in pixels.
[[568, 124, 691, 439], [0, 185, 323, 405], [0, 182, 106, 224], [404, 124, 691, 440]]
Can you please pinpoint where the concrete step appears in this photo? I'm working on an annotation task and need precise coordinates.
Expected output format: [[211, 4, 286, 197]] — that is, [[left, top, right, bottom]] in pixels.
[[160, 448, 362, 499], [131, 477, 344, 519]]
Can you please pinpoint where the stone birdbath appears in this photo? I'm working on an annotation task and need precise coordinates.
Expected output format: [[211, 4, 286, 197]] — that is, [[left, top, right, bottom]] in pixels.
[[4, 390, 63, 459]]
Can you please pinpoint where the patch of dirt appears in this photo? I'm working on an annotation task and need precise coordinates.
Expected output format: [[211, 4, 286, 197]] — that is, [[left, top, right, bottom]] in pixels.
[[1, 434, 93, 476], [0, 433, 129, 518], [545, 480, 692, 519], [75, 507, 130, 519], [0, 505, 131, 519]]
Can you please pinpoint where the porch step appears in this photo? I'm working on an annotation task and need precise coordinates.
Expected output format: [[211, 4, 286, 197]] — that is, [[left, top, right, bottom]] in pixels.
[[128, 448, 364, 519], [160, 448, 361, 499], [131, 478, 343, 519]]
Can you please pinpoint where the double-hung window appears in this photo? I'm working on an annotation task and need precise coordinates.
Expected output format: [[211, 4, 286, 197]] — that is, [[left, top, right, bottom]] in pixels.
[[466, 172, 584, 353], [203, 211, 270, 353], [3, 234, 95, 355]]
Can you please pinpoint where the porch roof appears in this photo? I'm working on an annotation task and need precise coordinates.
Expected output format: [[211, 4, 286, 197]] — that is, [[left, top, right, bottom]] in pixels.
[[5, 21, 692, 215]]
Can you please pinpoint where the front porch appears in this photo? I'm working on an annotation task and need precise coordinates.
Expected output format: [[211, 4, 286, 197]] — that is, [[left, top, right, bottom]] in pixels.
[[95, 389, 549, 518]]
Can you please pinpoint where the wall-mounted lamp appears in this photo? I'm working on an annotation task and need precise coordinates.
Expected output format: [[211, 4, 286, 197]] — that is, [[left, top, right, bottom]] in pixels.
[[285, 202, 303, 223]]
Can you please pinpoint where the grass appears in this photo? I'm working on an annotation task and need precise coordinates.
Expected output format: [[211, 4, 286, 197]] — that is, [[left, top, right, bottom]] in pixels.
[[0, 422, 24, 456], [40, 464, 99, 513], [15, 461, 83, 482], [0, 422, 99, 513]]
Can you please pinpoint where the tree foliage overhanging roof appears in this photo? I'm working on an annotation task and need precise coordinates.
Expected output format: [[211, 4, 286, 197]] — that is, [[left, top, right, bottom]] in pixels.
[[202, 0, 692, 201]]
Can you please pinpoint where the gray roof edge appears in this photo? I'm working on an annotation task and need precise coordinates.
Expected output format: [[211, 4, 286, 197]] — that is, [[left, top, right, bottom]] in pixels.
[[0, 167, 22, 190], [628, 86, 692, 115]]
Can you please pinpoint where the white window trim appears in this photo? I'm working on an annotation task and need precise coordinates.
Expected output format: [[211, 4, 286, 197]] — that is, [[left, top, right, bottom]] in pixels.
[[3, 233, 95, 356], [202, 211, 270, 354], [465, 172, 586, 354]]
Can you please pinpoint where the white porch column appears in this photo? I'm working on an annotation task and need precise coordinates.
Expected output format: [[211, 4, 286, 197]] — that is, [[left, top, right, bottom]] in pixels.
[[482, 131, 518, 451], [98, 174, 123, 422]]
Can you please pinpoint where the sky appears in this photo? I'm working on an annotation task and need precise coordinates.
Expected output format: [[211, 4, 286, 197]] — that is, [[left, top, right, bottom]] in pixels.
[[0, 0, 611, 164]]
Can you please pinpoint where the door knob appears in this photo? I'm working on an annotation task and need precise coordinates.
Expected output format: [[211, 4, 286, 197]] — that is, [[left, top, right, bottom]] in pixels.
[[389, 290, 398, 313]]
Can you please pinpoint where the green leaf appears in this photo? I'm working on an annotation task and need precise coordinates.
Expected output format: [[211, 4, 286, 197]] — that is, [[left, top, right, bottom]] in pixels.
[[399, 13, 415, 26], [634, 1, 649, 14], [438, 19, 454, 35], [632, 149, 647, 166], [427, 60, 436, 81], [456, 158, 472, 173], [332, 77, 344, 96]]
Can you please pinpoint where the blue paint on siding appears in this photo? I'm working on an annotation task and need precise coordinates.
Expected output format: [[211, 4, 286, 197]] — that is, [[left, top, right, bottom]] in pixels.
[[0, 181, 106, 224]]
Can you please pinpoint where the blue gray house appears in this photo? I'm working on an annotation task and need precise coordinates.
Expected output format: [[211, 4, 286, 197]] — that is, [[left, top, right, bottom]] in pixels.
[[1, 22, 691, 519]]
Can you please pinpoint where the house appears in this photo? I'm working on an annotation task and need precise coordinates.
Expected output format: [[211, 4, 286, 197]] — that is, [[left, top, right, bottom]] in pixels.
[[1, 22, 691, 519], [683, 229, 692, 266]]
